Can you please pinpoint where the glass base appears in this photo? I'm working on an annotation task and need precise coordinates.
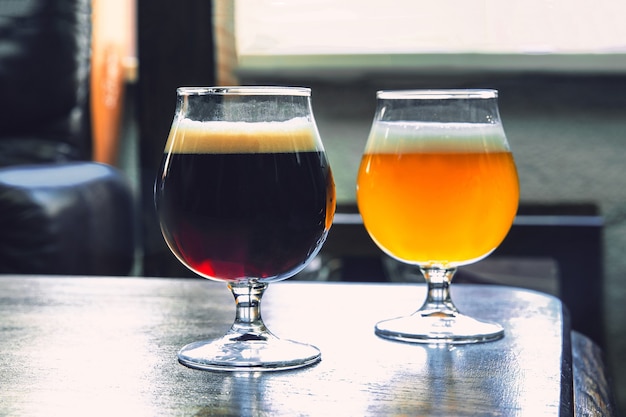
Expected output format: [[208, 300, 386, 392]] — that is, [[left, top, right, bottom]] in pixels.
[[375, 312, 504, 344], [177, 333, 321, 372]]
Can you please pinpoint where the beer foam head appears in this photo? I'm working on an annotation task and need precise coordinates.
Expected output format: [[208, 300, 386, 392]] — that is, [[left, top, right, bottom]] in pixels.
[[165, 117, 320, 153], [365, 121, 510, 153]]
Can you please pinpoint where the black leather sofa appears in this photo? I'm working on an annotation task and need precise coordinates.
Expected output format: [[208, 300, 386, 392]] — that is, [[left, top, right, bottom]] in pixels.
[[0, 0, 135, 275]]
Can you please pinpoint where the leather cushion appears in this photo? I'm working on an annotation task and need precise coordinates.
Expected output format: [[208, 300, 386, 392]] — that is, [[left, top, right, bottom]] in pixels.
[[0, 162, 135, 275]]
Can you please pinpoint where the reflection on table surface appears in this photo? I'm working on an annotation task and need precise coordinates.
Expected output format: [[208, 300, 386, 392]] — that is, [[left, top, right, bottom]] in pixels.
[[0, 275, 615, 416]]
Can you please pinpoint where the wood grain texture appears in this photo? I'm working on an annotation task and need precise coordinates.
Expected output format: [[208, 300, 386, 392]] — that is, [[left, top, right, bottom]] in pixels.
[[0, 276, 606, 416], [572, 331, 619, 417]]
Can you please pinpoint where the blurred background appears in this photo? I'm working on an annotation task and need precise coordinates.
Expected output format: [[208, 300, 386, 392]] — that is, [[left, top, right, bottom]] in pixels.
[[49, 0, 626, 412]]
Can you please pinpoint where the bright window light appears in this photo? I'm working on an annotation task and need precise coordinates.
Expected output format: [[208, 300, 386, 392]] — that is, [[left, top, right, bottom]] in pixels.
[[235, 0, 626, 73]]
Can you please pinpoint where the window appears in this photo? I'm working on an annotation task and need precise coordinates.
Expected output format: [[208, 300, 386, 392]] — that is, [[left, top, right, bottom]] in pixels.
[[235, 0, 626, 75]]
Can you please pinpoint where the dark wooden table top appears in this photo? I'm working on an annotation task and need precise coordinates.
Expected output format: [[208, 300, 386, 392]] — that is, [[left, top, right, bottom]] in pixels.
[[0, 275, 614, 416]]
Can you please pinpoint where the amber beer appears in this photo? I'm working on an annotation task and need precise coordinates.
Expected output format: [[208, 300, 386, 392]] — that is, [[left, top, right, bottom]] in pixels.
[[156, 118, 335, 282], [357, 121, 519, 267]]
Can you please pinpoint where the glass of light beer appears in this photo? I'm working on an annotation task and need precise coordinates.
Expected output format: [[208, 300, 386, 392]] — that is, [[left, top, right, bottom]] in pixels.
[[357, 89, 519, 344], [155, 86, 335, 370]]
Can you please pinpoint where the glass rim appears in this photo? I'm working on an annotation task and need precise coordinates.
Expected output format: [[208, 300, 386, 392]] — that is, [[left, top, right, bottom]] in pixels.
[[376, 89, 498, 100], [177, 86, 311, 97]]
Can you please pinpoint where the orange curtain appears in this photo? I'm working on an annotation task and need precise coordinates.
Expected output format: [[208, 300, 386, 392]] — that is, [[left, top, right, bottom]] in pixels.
[[91, 0, 136, 166]]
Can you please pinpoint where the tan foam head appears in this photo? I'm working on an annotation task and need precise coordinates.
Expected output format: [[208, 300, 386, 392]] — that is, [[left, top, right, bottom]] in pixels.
[[165, 117, 320, 154]]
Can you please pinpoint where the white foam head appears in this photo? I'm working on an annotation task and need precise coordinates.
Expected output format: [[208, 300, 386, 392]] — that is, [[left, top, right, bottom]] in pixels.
[[365, 121, 510, 153]]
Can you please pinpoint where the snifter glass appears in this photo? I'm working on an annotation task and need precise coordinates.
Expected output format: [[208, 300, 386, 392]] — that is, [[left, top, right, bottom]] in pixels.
[[357, 89, 519, 344], [155, 86, 335, 370]]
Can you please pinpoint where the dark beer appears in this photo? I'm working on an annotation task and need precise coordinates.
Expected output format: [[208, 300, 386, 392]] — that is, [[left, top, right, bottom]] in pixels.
[[155, 119, 335, 282]]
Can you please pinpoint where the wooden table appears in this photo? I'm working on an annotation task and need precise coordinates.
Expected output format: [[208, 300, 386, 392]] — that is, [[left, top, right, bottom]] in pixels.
[[0, 276, 616, 416]]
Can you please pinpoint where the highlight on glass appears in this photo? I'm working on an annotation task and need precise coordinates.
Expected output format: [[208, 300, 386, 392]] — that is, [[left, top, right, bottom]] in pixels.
[[357, 89, 519, 344], [155, 86, 335, 370]]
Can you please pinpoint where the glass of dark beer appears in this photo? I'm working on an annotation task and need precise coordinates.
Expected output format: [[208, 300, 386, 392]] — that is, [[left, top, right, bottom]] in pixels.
[[155, 86, 335, 371]]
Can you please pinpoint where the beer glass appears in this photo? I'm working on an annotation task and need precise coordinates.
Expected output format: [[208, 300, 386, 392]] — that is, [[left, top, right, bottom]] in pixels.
[[155, 87, 335, 370], [357, 89, 519, 344]]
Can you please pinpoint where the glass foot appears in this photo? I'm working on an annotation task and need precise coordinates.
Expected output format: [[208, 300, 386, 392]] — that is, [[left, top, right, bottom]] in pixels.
[[375, 312, 504, 344], [177, 332, 321, 372]]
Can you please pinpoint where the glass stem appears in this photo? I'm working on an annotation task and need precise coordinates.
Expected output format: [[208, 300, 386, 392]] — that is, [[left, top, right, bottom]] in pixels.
[[227, 280, 271, 341], [417, 267, 459, 317]]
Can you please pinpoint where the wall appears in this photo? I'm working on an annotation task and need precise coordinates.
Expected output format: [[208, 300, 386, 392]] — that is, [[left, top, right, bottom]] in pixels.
[[241, 71, 626, 410]]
